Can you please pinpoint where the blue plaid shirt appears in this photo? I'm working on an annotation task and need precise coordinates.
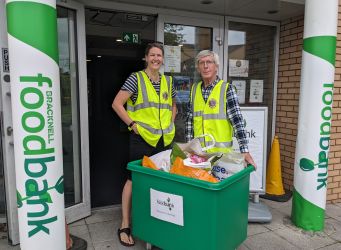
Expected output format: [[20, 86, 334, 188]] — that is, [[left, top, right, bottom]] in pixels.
[[185, 76, 249, 153]]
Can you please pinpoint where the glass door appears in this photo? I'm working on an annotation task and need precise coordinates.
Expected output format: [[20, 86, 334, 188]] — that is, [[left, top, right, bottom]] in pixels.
[[157, 14, 223, 142], [224, 18, 279, 194], [57, 0, 91, 223], [224, 19, 278, 156]]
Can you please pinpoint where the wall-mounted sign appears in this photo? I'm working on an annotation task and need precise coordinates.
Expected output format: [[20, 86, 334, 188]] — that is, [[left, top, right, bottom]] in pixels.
[[125, 14, 149, 22], [122, 32, 140, 44], [2, 48, 9, 72], [229, 59, 249, 77]]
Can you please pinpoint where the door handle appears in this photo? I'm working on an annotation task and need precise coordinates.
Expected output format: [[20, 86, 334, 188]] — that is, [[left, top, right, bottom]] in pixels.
[[7, 126, 13, 136]]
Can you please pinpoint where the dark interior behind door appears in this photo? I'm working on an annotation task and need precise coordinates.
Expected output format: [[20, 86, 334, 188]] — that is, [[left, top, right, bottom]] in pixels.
[[85, 8, 156, 207], [87, 56, 144, 207]]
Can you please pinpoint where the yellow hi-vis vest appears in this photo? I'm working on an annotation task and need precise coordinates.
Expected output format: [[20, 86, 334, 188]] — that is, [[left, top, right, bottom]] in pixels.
[[127, 71, 175, 147], [191, 80, 233, 153]]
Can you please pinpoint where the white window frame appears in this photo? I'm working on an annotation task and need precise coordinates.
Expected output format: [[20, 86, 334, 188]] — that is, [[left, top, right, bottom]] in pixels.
[[57, 0, 91, 224], [157, 13, 224, 77]]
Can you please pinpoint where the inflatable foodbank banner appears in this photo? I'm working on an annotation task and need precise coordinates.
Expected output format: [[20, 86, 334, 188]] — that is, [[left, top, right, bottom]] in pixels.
[[292, 0, 338, 231], [6, 0, 66, 249]]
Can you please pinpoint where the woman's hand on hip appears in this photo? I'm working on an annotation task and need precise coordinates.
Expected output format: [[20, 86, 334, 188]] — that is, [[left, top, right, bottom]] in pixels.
[[131, 123, 139, 134]]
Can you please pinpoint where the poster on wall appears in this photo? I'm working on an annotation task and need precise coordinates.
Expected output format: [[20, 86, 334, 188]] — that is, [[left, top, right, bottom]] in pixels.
[[249, 79, 264, 103], [232, 80, 246, 104], [229, 59, 249, 77], [232, 107, 268, 193], [164, 45, 181, 73]]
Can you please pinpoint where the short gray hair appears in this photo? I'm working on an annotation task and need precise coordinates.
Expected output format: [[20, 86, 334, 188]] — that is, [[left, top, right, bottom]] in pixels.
[[195, 50, 219, 68]]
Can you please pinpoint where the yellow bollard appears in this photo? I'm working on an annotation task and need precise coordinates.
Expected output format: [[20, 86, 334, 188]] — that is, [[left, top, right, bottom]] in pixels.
[[266, 136, 285, 195]]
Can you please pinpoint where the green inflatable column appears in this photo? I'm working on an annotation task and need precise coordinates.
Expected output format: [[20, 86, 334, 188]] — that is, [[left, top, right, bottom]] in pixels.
[[6, 0, 66, 249], [292, 0, 338, 231]]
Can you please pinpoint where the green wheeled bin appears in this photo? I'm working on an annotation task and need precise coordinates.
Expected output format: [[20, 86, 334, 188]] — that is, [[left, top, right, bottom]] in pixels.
[[128, 160, 254, 250]]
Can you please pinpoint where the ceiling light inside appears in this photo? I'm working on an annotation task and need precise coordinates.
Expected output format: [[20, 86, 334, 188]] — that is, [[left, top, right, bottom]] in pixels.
[[200, 0, 213, 4], [267, 0, 279, 14], [267, 10, 278, 14]]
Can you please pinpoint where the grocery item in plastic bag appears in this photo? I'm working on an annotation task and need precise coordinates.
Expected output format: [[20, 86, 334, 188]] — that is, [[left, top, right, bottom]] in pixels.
[[182, 159, 211, 170], [170, 157, 219, 183], [183, 154, 222, 171], [174, 135, 222, 170], [170, 143, 187, 166], [211, 152, 245, 181], [177, 134, 215, 157], [149, 149, 172, 172], [142, 156, 159, 170]]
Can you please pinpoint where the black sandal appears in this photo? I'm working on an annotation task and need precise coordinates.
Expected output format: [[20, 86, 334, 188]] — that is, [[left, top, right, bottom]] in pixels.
[[117, 228, 135, 247]]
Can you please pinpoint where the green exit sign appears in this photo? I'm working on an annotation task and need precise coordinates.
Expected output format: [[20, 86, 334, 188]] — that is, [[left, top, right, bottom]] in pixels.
[[122, 32, 140, 44]]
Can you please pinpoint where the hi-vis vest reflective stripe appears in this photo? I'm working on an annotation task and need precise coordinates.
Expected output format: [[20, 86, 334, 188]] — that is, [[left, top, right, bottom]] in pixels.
[[191, 80, 233, 153], [127, 71, 175, 147]]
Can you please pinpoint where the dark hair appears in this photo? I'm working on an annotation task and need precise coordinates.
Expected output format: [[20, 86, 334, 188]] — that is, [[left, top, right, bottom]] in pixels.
[[145, 42, 164, 56]]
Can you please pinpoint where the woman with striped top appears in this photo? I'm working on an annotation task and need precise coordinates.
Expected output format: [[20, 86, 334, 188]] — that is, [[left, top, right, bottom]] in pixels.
[[112, 42, 177, 247]]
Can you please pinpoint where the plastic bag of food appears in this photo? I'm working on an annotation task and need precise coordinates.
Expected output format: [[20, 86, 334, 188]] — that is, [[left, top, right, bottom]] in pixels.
[[170, 143, 187, 166], [149, 149, 172, 172], [182, 154, 222, 171], [172, 134, 222, 170], [142, 156, 159, 170], [211, 151, 245, 181], [177, 134, 216, 157], [170, 157, 219, 183]]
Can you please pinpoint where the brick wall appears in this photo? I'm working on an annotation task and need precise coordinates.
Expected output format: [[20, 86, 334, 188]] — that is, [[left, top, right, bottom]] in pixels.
[[277, 11, 341, 203], [328, 3, 341, 203], [277, 16, 303, 192]]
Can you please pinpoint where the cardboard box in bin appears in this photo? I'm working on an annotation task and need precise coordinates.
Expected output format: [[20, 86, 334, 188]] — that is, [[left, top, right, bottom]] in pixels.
[[128, 160, 254, 250]]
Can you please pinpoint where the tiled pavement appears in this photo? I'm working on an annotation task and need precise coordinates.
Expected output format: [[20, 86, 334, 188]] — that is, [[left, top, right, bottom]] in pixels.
[[1, 198, 341, 249]]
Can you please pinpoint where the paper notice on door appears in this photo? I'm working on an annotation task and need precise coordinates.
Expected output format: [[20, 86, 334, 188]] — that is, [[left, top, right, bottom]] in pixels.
[[249, 79, 263, 103], [164, 45, 181, 73], [232, 80, 246, 104], [150, 188, 184, 226]]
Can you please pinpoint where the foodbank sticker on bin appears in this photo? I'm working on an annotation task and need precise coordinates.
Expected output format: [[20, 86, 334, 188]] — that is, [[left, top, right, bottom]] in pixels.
[[150, 189, 184, 226]]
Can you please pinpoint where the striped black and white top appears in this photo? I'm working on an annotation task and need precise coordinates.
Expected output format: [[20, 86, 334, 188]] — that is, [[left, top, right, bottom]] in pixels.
[[121, 72, 177, 103]]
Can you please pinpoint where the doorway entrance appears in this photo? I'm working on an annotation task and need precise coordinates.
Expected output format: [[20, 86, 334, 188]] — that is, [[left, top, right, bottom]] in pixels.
[[85, 8, 156, 207]]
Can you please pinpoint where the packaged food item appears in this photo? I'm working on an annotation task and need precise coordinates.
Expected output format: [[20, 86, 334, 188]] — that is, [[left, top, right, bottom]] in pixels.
[[212, 152, 245, 181], [142, 156, 159, 170], [170, 157, 219, 183], [149, 149, 172, 172]]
